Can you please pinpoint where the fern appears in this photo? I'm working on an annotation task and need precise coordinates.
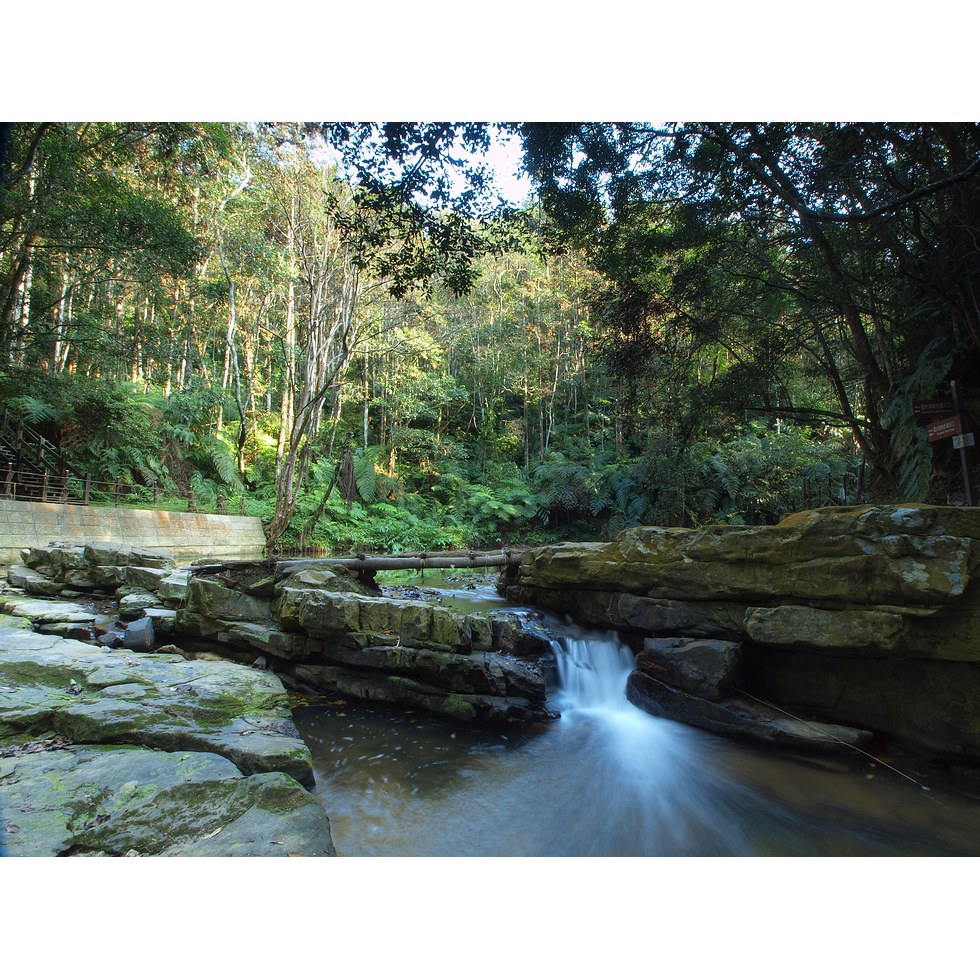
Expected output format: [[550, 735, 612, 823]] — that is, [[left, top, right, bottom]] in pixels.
[[208, 440, 242, 487], [882, 336, 958, 501], [353, 446, 380, 502], [6, 395, 62, 425]]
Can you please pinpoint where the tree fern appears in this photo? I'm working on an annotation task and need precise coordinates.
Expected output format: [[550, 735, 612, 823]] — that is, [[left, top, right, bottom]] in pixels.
[[5, 395, 62, 425], [353, 446, 381, 502], [881, 336, 958, 501], [208, 439, 242, 487]]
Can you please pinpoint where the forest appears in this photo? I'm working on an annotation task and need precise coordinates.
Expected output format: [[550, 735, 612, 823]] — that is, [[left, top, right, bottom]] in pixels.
[[1, 121, 978, 552]]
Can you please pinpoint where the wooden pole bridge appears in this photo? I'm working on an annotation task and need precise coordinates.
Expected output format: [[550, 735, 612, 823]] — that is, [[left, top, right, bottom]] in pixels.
[[191, 549, 522, 577]]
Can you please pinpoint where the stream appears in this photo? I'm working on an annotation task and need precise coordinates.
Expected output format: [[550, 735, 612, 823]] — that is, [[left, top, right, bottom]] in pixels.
[[291, 576, 980, 857]]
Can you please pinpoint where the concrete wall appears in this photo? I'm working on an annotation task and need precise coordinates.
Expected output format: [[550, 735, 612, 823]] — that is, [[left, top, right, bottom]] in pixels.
[[0, 499, 267, 565]]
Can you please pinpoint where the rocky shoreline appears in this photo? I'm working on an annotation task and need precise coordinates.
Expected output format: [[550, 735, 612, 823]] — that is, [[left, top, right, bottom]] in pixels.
[[502, 504, 980, 761], [0, 544, 335, 856], [0, 541, 556, 857]]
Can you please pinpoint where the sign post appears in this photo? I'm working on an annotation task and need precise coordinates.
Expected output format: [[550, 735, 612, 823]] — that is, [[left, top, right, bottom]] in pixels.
[[950, 380, 977, 506]]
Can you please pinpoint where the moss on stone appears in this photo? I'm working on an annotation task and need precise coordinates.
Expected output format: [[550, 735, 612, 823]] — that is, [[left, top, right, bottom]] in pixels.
[[439, 694, 478, 721]]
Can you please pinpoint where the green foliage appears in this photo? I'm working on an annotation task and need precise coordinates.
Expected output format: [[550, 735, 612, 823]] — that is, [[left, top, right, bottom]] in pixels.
[[2, 394, 64, 425], [353, 446, 381, 503], [689, 422, 860, 525], [881, 337, 958, 501], [6, 121, 971, 549]]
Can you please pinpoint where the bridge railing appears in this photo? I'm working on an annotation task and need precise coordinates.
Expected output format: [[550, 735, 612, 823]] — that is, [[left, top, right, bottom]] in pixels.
[[0, 465, 248, 516]]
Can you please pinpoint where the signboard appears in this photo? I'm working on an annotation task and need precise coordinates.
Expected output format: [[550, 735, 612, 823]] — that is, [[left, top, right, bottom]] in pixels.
[[913, 397, 954, 419], [953, 433, 976, 450], [927, 415, 963, 442]]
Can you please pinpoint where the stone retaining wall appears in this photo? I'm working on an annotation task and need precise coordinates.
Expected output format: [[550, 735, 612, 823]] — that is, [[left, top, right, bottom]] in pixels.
[[0, 499, 266, 564]]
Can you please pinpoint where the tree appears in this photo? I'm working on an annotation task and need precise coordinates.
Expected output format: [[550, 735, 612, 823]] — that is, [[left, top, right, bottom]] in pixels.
[[1, 124, 209, 357], [519, 122, 980, 497]]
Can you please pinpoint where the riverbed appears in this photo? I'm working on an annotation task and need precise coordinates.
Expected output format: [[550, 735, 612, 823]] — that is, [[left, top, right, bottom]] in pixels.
[[292, 574, 980, 857]]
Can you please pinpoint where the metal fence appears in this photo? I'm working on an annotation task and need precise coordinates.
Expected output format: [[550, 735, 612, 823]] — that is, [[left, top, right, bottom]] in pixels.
[[0, 465, 248, 516]]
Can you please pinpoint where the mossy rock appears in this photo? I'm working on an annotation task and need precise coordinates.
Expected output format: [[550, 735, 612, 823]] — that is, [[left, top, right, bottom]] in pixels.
[[0, 745, 334, 857], [0, 626, 314, 785]]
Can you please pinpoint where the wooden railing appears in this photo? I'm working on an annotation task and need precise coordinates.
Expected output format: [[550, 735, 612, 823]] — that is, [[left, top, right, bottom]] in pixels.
[[0, 406, 248, 516], [0, 465, 248, 516]]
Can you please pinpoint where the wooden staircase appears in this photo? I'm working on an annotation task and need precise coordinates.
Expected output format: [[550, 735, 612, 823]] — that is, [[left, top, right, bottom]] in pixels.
[[0, 407, 82, 503]]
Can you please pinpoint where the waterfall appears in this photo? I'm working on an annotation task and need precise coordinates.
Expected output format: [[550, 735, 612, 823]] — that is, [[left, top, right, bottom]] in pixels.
[[552, 628, 638, 712], [295, 610, 980, 855], [538, 626, 765, 855]]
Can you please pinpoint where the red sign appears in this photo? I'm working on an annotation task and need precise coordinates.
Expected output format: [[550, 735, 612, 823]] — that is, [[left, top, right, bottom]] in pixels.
[[913, 398, 954, 419], [927, 415, 963, 442]]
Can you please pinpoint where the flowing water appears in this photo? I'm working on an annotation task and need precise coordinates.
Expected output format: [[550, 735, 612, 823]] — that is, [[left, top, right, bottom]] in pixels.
[[292, 577, 980, 857]]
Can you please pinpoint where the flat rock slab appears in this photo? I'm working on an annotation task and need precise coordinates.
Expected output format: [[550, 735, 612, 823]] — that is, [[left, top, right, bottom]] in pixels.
[[626, 670, 873, 752], [0, 594, 96, 624], [117, 589, 161, 619], [0, 743, 335, 856], [0, 626, 314, 786]]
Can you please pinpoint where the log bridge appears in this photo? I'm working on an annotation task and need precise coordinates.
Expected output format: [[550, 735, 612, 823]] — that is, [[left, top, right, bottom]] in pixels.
[[190, 549, 523, 577]]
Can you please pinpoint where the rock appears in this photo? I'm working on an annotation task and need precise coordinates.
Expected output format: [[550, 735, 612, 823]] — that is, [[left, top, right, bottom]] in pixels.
[[0, 594, 95, 625], [274, 562, 380, 597], [186, 576, 274, 623], [123, 616, 155, 652], [154, 643, 188, 657], [0, 613, 33, 631], [156, 570, 191, 604], [745, 644, 980, 759], [143, 607, 177, 636], [37, 622, 96, 642], [179, 566, 554, 726], [637, 637, 742, 699], [6, 564, 63, 596], [0, 625, 315, 786], [127, 546, 175, 570], [81, 543, 174, 570], [512, 504, 976, 607], [507, 504, 980, 759], [116, 589, 160, 619], [13, 543, 176, 596], [295, 641, 546, 701], [626, 670, 873, 751], [492, 614, 554, 658], [744, 605, 905, 653], [290, 662, 553, 725], [123, 565, 169, 592], [0, 745, 334, 857]]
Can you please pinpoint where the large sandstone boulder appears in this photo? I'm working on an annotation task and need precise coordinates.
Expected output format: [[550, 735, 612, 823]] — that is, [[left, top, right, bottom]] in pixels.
[[503, 505, 980, 759], [0, 746, 335, 857], [508, 505, 978, 609], [0, 620, 335, 856], [0, 626, 315, 786], [176, 563, 554, 725]]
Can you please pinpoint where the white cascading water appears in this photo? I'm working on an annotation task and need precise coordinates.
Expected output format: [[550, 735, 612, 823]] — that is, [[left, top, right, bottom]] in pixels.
[[543, 627, 760, 855], [295, 608, 980, 855]]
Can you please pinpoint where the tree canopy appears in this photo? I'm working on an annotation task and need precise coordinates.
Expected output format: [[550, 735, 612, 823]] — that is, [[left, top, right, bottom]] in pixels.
[[1, 120, 977, 549]]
